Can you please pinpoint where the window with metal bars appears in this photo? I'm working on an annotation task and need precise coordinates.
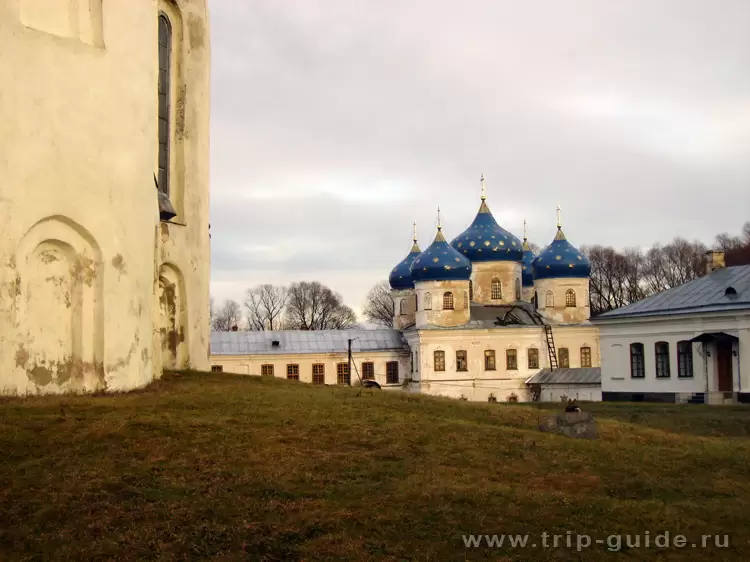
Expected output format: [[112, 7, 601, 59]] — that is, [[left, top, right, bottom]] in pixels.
[[434, 350, 445, 372], [491, 279, 502, 300], [655, 341, 670, 378], [677, 341, 693, 378], [630, 343, 645, 378], [312, 363, 325, 384], [443, 292, 454, 310], [580, 346, 591, 368], [386, 361, 399, 384]]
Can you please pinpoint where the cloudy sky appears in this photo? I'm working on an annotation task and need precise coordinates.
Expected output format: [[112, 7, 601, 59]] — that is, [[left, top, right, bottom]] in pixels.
[[208, 0, 750, 317]]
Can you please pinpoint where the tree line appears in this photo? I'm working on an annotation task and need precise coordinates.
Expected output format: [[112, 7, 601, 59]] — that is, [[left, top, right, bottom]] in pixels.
[[211, 281, 357, 332]]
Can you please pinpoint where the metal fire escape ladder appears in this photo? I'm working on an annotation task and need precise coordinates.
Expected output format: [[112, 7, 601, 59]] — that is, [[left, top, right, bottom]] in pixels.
[[544, 324, 558, 371]]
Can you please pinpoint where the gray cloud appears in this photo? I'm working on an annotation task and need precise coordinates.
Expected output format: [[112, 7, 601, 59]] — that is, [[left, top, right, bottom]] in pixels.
[[208, 0, 750, 314]]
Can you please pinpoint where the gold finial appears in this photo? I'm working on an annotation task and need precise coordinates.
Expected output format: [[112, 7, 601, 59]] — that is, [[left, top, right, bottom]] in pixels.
[[437, 206, 442, 230], [412, 221, 417, 243], [556, 205, 562, 229], [480, 174, 486, 201], [523, 219, 528, 241]]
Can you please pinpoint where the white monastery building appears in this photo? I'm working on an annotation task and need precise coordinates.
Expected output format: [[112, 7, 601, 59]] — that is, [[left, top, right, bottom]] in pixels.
[[212, 177, 601, 403], [0, 0, 211, 395], [593, 255, 750, 405]]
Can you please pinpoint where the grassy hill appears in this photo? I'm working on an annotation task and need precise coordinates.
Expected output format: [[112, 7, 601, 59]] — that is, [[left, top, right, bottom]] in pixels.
[[1, 372, 749, 561]]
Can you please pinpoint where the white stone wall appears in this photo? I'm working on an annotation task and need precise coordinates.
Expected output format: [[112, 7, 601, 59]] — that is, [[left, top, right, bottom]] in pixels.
[[534, 277, 590, 324], [0, 0, 210, 395], [210, 350, 411, 387], [415, 280, 471, 328], [597, 312, 750, 396], [392, 289, 417, 330], [471, 261, 523, 305]]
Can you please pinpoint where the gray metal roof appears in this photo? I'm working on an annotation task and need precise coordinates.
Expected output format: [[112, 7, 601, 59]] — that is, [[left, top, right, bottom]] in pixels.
[[594, 265, 750, 320], [211, 329, 409, 356], [525, 368, 601, 385]]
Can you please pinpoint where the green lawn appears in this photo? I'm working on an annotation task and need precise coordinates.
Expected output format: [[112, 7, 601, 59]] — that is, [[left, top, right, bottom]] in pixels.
[[1, 372, 749, 561]]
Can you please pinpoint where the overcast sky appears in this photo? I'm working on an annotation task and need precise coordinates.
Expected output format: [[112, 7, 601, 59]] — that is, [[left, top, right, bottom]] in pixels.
[[208, 0, 750, 317]]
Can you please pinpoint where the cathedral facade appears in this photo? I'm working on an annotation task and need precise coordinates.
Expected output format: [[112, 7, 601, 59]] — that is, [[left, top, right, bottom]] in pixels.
[[0, 0, 211, 394], [390, 177, 600, 402]]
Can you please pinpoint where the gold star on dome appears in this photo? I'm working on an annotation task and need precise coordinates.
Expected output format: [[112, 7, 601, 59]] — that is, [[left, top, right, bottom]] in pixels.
[[569, 264, 575, 268], [469, 241, 476, 247], [546, 265, 550, 269], [454, 257, 460, 262], [457, 242, 463, 248], [433, 257, 439, 263], [492, 247, 498, 252], [512, 241, 516, 246], [444, 265, 452, 270], [484, 240, 491, 246], [556, 255, 562, 260], [577, 256, 582, 260], [499, 241, 505, 246], [522, 265, 527, 270]]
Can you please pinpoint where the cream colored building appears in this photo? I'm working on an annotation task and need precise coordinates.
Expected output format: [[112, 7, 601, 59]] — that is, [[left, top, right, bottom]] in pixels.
[[211, 330, 411, 390], [0, 0, 211, 395], [388, 177, 601, 402]]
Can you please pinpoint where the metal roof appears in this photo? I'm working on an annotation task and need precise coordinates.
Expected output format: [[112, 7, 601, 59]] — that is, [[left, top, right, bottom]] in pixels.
[[525, 368, 601, 385], [211, 329, 409, 356], [594, 265, 750, 320], [406, 302, 547, 332]]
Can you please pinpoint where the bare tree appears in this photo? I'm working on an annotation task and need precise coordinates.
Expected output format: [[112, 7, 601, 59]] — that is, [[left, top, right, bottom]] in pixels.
[[642, 238, 707, 294], [284, 281, 357, 330], [245, 284, 287, 331], [363, 280, 394, 327], [717, 221, 750, 266], [582, 245, 649, 315], [212, 299, 242, 332]]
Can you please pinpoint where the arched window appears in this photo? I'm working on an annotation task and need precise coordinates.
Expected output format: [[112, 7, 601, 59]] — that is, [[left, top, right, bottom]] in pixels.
[[443, 292, 454, 310], [399, 298, 406, 315], [565, 289, 576, 307], [515, 278, 521, 300], [469, 280, 473, 301], [655, 341, 670, 378], [463, 291, 469, 309], [158, 13, 172, 197], [491, 278, 502, 300], [545, 290, 554, 308], [424, 292, 432, 310]]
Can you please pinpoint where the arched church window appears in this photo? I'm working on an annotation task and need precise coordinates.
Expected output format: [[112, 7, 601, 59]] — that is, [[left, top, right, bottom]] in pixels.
[[565, 289, 576, 307], [463, 291, 468, 309], [545, 290, 554, 308], [158, 13, 172, 197], [514, 278, 521, 300], [424, 292, 432, 310], [443, 292, 454, 310], [491, 278, 502, 300], [399, 298, 407, 315]]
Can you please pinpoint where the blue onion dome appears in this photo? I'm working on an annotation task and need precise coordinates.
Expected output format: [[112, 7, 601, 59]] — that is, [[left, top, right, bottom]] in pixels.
[[389, 226, 422, 290], [411, 225, 472, 282], [532, 225, 591, 280], [521, 236, 536, 287], [450, 185, 523, 262]]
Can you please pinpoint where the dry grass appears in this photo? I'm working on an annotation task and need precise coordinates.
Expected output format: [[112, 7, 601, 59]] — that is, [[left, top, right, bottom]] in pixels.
[[1, 371, 749, 561]]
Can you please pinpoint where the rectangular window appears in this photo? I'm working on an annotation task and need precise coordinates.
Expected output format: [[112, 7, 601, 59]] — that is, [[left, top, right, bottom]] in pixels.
[[286, 364, 299, 380], [558, 348, 569, 368], [528, 348, 539, 369], [337, 362, 350, 385], [655, 342, 670, 378], [261, 364, 274, 376], [630, 343, 645, 378], [211, 365, 223, 372], [677, 341, 693, 378], [312, 363, 325, 384], [580, 346, 592, 368], [484, 350, 496, 371], [434, 350, 445, 372], [456, 350, 468, 372], [386, 361, 399, 384], [506, 349, 518, 370], [362, 362, 375, 380]]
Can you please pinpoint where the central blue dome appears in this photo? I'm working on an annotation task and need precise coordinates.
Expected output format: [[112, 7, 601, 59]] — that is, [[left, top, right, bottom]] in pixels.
[[532, 227, 591, 280], [450, 200, 523, 262], [521, 238, 536, 287], [411, 227, 472, 282]]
